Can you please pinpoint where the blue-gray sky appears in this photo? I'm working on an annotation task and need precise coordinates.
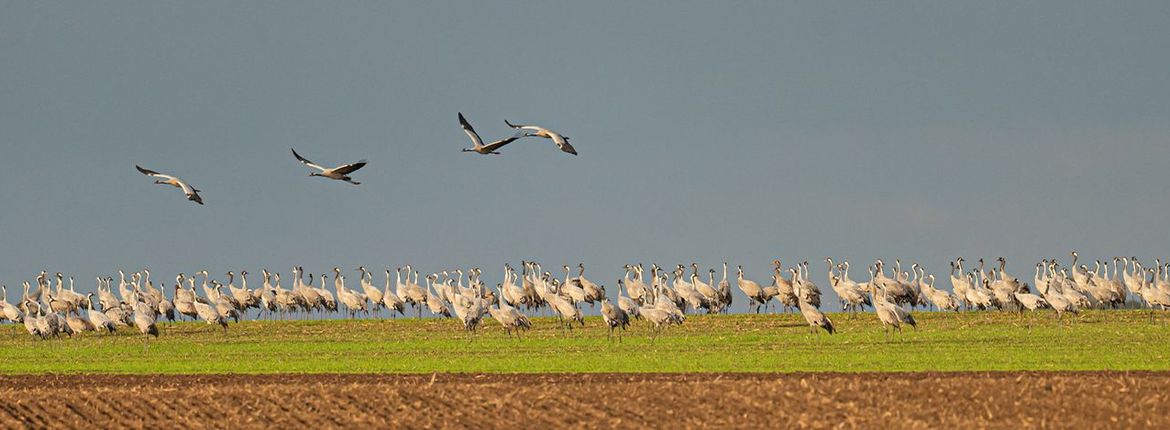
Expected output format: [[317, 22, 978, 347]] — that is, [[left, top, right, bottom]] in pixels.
[[2, 2, 1168, 309]]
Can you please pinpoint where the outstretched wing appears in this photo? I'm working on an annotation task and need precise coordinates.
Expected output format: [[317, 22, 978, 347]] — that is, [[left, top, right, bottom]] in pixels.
[[291, 148, 326, 171], [458, 112, 483, 148], [503, 119, 541, 132], [332, 160, 367, 175], [481, 136, 521, 153], [177, 180, 204, 205], [551, 134, 578, 155], [135, 165, 178, 181]]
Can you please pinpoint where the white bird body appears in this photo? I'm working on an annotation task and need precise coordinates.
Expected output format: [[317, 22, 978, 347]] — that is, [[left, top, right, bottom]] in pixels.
[[360, 271, 384, 310], [574, 265, 606, 305], [136, 165, 204, 204], [504, 119, 577, 155], [626, 270, 648, 305], [291, 148, 367, 185], [381, 271, 406, 316], [558, 269, 588, 303], [424, 277, 451, 317], [771, 264, 799, 310], [23, 306, 42, 338], [133, 300, 159, 338], [1014, 292, 1049, 311], [918, 275, 958, 312], [692, 270, 717, 302], [502, 269, 526, 308], [867, 282, 917, 334], [459, 113, 522, 154], [638, 307, 681, 332], [617, 280, 641, 320], [193, 294, 229, 333], [548, 284, 583, 327], [1040, 273, 1078, 317], [1, 286, 23, 323], [84, 294, 116, 333], [488, 285, 531, 336]]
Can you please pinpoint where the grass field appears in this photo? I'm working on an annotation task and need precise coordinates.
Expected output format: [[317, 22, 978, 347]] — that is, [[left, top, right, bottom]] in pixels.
[[1, 310, 1168, 373]]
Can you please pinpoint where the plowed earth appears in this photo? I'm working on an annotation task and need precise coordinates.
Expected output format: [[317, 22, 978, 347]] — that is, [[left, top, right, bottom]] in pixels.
[[1, 372, 1166, 429]]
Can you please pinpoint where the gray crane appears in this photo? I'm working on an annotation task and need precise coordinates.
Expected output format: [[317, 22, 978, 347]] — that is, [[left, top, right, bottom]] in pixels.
[[84, 293, 116, 334], [382, 270, 406, 317], [616, 280, 641, 320], [291, 148, 367, 185], [600, 296, 630, 341], [791, 269, 834, 334], [637, 306, 681, 337], [548, 279, 584, 333], [866, 279, 917, 339], [192, 290, 229, 334], [736, 265, 767, 313], [133, 297, 159, 348], [22, 300, 42, 339], [1, 285, 23, 323], [487, 285, 531, 339]]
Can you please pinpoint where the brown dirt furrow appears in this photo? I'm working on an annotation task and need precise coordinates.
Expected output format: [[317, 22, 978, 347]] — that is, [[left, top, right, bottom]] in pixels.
[[0, 372, 1167, 429]]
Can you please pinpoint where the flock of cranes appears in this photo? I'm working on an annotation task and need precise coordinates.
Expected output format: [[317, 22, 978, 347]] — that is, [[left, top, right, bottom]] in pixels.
[[4, 252, 1170, 343], [110, 113, 1170, 343], [134, 114, 574, 204]]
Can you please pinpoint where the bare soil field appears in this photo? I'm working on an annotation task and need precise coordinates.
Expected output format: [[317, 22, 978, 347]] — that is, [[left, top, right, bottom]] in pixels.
[[1, 372, 1166, 429]]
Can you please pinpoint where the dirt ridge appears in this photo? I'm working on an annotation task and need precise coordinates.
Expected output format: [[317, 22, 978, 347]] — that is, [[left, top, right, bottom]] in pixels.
[[1, 372, 1165, 429]]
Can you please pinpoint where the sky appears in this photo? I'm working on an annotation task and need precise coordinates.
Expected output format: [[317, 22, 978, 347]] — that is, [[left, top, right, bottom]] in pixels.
[[2, 2, 1168, 311]]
